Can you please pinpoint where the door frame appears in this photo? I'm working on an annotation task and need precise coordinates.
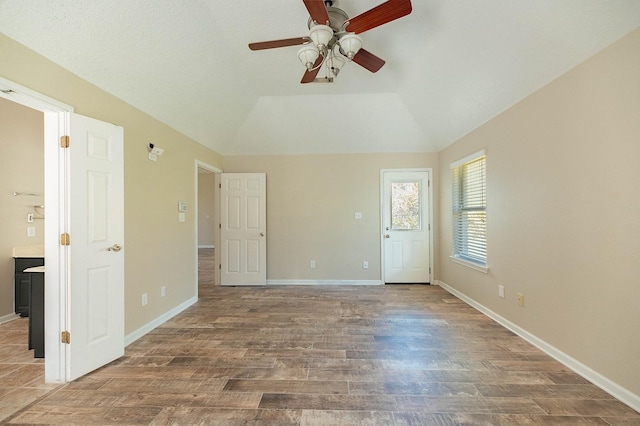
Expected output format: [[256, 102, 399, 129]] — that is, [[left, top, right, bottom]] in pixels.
[[194, 160, 222, 294], [0, 76, 72, 382], [379, 168, 434, 284]]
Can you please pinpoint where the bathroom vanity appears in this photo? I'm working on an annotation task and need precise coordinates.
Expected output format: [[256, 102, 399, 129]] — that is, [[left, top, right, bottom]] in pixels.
[[23, 266, 45, 358], [13, 245, 45, 358], [14, 257, 44, 317]]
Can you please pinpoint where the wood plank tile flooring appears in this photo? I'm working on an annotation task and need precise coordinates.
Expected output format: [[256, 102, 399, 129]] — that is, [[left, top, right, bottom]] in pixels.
[[2, 284, 639, 425], [0, 317, 57, 422]]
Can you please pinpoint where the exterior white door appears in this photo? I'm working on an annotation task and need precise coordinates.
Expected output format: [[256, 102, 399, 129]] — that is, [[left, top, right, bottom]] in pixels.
[[220, 173, 267, 286], [68, 113, 124, 380], [382, 170, 431, 283]]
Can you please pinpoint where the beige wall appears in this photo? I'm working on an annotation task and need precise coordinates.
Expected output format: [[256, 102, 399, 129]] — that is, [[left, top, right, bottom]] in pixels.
[[439, 29, 640, 396], [197, 172, 216, 247], [224, 153, 439, 282], [0, 34, 223, 334], [0, 98, 44, 317]]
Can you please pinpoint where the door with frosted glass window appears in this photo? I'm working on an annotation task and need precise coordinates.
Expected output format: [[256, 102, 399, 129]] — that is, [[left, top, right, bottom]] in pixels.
[[381, 170, 431, 283]]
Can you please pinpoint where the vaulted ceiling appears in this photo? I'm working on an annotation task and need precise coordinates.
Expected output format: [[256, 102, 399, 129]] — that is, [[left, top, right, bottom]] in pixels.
[[1, 0, 639, 155]]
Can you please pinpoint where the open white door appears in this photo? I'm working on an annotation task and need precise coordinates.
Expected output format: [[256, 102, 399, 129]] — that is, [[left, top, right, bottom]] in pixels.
[[220, 173, 266, 286], [68, 113, 124, 380], [382, 170, 431, 284]]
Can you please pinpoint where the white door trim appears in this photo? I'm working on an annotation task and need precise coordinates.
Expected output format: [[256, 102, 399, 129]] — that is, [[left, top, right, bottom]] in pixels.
[[380, 168, 434, 284], [0, 77, 73, 383], [194, 160, 222, 296]]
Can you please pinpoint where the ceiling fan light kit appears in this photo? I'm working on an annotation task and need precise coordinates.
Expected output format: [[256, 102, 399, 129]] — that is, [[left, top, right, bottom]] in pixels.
[[338, 33, 363, 60], [308, 24, 333, 52], [249, 0, 413, 84], [298, 45, 320, 70]]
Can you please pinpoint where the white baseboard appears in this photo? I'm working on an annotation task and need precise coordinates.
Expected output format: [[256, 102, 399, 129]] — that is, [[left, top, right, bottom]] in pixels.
[[198, 245, 215, 249], [267, 279, 383, 286], [437, 280, 640, 413], [0, 313, 20, 324], [124, 296, 198, 346]]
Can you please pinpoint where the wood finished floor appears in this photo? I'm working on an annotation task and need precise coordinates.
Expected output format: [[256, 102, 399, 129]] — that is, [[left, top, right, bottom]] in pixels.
[[2, 279, 639, 423]]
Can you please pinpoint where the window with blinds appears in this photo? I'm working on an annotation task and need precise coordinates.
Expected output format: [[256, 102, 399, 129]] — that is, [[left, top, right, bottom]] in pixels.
[[451, 151, 486, 268]]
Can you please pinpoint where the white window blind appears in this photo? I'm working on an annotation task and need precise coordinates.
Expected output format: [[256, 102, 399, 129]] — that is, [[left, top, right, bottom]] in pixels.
[[452, 153, 486, 267]]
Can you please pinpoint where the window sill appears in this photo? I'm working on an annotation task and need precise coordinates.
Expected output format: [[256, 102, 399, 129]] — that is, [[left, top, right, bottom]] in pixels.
[[450, 256, 488, 274]]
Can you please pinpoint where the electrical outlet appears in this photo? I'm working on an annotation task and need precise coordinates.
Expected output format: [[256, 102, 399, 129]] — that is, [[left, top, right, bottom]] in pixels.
[[27, 227, 36, 237], [142, 293, 148, 306], [310, 260, 316, 269], [363, 261, 369, 269], [517, 293, 524, 307], [498, 285, 505, 298], [354, 212, 362, 220], [161, 286, 166, 297]]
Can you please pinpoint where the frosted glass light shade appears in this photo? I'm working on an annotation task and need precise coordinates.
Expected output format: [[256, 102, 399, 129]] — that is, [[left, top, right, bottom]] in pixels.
[[298, 45, 320, 70], [339, 33, 363, 59], [328, 49, 346, 76], [309, 24, 333, 48]]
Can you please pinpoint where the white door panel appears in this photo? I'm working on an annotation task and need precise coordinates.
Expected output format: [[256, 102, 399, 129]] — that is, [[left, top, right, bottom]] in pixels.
[[69, 113, 124, 380], [382, 170, 431, 283], [221, 173, 266, 286]]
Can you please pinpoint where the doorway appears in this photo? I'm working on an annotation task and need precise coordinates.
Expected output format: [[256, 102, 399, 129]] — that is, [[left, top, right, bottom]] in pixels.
[[380, 169, 433, 284], [1, 77, 71, 383], [195, 161, 221, 296], [1, 77, 126, 383]]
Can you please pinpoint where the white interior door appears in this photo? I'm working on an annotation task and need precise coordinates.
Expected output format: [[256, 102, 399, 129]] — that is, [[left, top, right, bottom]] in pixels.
[[382, 170, 431, 283], [68, 113, 124, 380], [220, 173, 266, 286]]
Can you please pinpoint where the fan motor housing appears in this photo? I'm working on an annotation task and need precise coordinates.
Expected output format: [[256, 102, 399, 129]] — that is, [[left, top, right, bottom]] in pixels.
[[307, 6, 349, 32]]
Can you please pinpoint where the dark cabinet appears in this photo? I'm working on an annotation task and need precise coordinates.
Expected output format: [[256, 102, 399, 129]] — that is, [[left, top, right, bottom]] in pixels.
[[14, 257, 44, 317], [28, 271, 45, 358]]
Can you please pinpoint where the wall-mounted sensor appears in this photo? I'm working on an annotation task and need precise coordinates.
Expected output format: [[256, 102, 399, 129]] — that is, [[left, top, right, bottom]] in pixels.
[[148, 143, 164, 161], [148, 143, 164, 156]]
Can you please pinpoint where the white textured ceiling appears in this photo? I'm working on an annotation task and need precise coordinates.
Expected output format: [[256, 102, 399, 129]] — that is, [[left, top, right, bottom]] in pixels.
[[1, 0, 639, 155]]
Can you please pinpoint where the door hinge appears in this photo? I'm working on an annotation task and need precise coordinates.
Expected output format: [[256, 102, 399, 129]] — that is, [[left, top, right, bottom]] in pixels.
[[60, 135, 70, 148], [219, 224, 221, 229], [61, 331, 71, 344], [60, 233, 71, 246], [219, 264, 221, 270], [219, 183, 221, 188]]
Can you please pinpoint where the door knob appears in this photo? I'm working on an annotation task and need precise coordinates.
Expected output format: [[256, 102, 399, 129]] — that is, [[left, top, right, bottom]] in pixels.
[[107, 244, 122, 252], [260, 232, 265, 237], [385, 234, 390, 239]]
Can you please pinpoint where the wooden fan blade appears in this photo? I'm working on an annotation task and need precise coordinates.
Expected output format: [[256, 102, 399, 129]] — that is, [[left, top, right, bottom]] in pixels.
[[303, 0, 330, 25], [301, 56, 324, 84], [249, 37, 310, 51], [352, 49, 385, 73], [345, 0, 412, 34]]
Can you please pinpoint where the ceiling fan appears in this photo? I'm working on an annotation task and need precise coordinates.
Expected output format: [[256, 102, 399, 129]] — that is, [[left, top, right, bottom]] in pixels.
[[248, 0, 412, 84]]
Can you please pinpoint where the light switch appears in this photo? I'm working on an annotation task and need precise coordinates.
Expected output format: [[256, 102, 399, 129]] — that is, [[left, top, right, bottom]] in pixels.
[[27, 227, 36, 237], [354, 212, 362, 220]]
